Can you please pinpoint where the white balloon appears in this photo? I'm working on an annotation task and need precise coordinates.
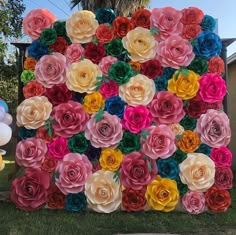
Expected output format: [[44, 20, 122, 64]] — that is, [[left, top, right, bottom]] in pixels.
[[0, 108, 5, 122], [0, 122, 12, 146], [2, 113, 13, 125]]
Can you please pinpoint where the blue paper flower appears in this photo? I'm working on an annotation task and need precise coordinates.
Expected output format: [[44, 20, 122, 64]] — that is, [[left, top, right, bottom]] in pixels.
[[157, 158, 179, 180], [193, 32, 222, 59], [196, 143, 212, 156], [201, 15, 216, 32], [18, 127, 36, 140], [95, 8, 116, 24], [65, 193, 87, 212], [85, 144, 101, 162], [105, 96, 125, 118], [162, 67, 176, 80], [154, 76, 168, 92], [28, 40, 49, 60]]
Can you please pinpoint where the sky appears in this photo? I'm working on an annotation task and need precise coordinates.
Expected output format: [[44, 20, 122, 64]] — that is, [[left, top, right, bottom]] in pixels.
[[24, 0, 236, 56]]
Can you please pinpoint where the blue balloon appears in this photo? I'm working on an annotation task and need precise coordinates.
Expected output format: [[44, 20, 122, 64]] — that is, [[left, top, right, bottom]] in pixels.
[[0, 100, 8, 113]]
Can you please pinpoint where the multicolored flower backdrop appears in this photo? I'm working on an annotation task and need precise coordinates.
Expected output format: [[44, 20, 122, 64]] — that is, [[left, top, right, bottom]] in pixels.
[[12, 6, 233, 213]]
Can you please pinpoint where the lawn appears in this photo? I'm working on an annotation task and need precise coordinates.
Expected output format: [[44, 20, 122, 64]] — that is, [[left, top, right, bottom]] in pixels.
[[0, 166, 235, 235]]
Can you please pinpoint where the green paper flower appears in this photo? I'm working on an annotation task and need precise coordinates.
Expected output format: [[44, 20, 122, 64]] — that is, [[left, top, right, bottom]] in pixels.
[[95, 8, 116, 24], [108, 61, 133, 85], [20, 70, 34, 85], [53, 21, 67, 37], [68, 133, 89, 154], [180, 115, 197, 130], [118, 131, 141, 154], [187, 57, 208, 75], [40, 28, 57, 45], [176, 177, 189, 196], [171, 149, 187, 164], [105, 38, 126, 57]]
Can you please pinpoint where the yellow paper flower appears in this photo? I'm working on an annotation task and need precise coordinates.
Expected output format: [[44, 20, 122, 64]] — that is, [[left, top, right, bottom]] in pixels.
[[119, 74, 155, 106], [0, 155, 5, 171], [66, 59, 102, 93], [122, 27, 158, 62], [85, 170, 121, 213], [83, 92, 105, 114], [66, 10, 99, 43], [16, 96, 52, 129], [145, 175, 179, 212], [168, 70, 200, 100], [99, 148, 123, 171], [179, 153, 215, 192]]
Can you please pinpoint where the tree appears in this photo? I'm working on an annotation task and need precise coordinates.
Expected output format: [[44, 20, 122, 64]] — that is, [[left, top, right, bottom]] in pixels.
[[70, 0, 151, 16]]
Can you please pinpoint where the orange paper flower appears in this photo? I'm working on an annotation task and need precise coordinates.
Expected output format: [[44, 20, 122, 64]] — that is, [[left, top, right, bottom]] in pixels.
[[24, 57, 37, 71]]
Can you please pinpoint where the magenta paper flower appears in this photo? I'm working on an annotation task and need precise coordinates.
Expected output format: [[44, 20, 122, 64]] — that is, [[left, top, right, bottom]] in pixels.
[[149, 91, 185, 125], [141, 125, 176, 159], [85, 111, 123, 148], [150, 7, 183, 41], [98, 56, 118, 76], [16, 137, 47, 168], [182, 191, 206, 214], [35, 52, 67, 88], [65, 43, 85, 65], [55, 153, 92, 195], [196, 109, 231, 148], [11, 168, 51, 211], [210, 147, 232, 167], [51, 100, 89, 138], [23, 9, 57, 40], [156, 35, 195, 69], [198, 73, 227, 103], [120, 151, 157, 190], [99, 80, 119, 99], [48, 137, 70, 160], [122, 105, 153, 134]]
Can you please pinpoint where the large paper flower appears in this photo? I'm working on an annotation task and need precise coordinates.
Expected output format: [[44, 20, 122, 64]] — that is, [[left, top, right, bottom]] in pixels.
[[141, 125, 176, 160], [119, 74, 155, 106], [66, 59, 102, 93], [85, 170, 121, 213], [149, 91, 185, 124], [195, 109, 231, 148], [55, 153, 92, 195], [210, 147, 232, 167], [35, 53, 67, 88], [84, 111, 123, 148], [65, 43, 85, 65], [122, 27, 157, 62], [145, 175, 179, 212], [51, 100, 89, 138], [66, 10, 99, 43], [179, 153, 215, 192], [16, 96, 52, 129], [23, 9, 57, 40], [16, 137, 47, 168], [11, 168, 51, 211], [120, 151, 157, 190]]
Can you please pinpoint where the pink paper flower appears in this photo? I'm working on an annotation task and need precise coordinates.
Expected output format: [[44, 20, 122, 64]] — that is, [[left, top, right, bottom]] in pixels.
[[210, 147, 232, 167], [51, 100, 89, 138], [65, 43, 85, 65], [196, 109, 231, 148], [23, 9, 57, 40], [16, 137, 47, 168], [156, 35, 195, 69], [150, 7, 183, 41], [149, 91, 185, 124], [99, 80, 119, 99], [120, 151, 157, 190], [182, 191, 206, 214], [98, 56, 118, 76], [141, 125, 176, 159], [198, 73, 227, 103], [55, 153, 92, 195], [35, 53, 67, 88], [85, 111, 123, 148], [122, 105, 153, 134], [11, 168, 51, 211], [48, 137, 70, 160], [215, 167, 233, 189]]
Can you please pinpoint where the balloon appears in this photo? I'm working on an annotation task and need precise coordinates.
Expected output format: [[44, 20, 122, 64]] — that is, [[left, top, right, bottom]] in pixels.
[[0, 108, 5, 121], [0, 100, 8, 112], [0, 149, 6, 155], [2, 113, 13, 125], [0, 122, 12, 146], [0, 155, 5, 171]]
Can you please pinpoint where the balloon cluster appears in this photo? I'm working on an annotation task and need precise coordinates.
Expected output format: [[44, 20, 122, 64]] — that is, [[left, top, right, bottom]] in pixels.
[[0, 98, 13, 171]]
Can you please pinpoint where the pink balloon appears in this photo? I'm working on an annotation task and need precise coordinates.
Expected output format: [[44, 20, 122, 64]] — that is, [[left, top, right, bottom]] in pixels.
[[2, 113, 13, 125]]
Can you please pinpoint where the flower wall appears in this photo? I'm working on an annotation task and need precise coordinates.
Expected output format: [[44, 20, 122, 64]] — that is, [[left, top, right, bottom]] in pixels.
[[12, 7, 233, 213]]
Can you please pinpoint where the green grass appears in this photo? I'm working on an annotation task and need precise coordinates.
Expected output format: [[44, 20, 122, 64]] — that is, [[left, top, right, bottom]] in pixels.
[[0, 167, 236, 235]]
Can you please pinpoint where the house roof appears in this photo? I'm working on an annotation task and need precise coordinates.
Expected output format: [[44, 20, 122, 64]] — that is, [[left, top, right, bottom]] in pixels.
[[228, 52, 236, 65]]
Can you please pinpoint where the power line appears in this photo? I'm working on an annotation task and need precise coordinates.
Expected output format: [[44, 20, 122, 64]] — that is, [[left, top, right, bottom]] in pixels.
[[47, 0, 70, 16], [63, 0, 71, 8]]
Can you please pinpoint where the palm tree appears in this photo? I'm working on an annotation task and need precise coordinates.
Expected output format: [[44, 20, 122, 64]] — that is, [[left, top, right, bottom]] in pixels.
[[70, 0, 151, 16]]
